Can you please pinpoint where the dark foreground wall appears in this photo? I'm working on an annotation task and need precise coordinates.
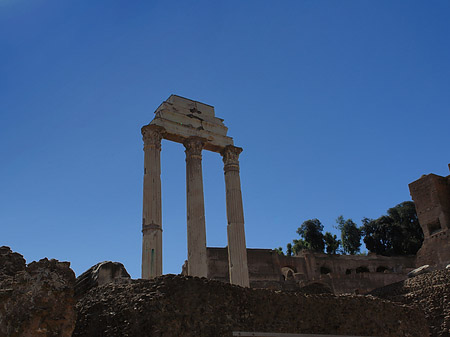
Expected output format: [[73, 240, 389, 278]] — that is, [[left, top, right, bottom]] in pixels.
[[74, 274, 428, 337], [370, 269, 450, 337]]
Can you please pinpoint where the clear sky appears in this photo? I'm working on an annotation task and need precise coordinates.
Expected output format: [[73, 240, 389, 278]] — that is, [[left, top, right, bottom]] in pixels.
[[1, 1, 449, 278]]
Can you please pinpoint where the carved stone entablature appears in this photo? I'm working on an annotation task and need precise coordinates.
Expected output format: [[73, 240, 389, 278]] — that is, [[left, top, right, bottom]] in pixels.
[[221, 145, 243, 172], [184, 137, 206, 160], [142, 125, 165, 149], [148, 95, 234, 153]]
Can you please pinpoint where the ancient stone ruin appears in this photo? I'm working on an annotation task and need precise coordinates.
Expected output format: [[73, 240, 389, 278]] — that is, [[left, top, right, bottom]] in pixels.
[[141, 95, 249, 287], [201, 247, 416, 294], [409, 164, 450, 269], [2, 246, 435, 336], [0, 247, 76, 337]]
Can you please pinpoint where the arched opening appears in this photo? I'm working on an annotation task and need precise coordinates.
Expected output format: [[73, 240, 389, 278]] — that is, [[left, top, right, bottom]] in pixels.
[[281, 266, 296, 281], [320, 266, 331, 275], [345, 269, 352, 275], [356, 266, 369, 273], [376, 266, 388, 273]]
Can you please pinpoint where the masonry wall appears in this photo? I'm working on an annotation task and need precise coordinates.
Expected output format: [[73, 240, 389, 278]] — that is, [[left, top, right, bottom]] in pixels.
[[205, 248, 415, 294], [409, 169, 450, 268], [74, 274, 429, 337]]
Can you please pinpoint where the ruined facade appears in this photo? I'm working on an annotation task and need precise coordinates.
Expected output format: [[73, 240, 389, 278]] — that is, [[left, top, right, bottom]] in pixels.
[[409, 164, 450, 268], [141, 95, 249, 287], [188, 248, 415, 294]]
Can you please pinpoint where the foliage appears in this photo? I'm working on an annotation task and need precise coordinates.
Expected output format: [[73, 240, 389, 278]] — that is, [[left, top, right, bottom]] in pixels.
[[361, 201, 423, 256], [292, 238, 309, 254], [274, 247, 284, 255], [296, 219, 325, 252], [286, 243, 293, 256], [336, 216, 361, 255], [324, 232, 340, 254]]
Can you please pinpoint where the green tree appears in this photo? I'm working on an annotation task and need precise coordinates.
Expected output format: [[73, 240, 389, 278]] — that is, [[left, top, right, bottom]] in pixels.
[[324, 232, 340, 254], [292, 238, 309, 254], [286, 243, 293, 256], [336, 216, 361, 255], [362, 201, 423, 256], [296, 219, 325, 252], [274, 247, 284, 255]]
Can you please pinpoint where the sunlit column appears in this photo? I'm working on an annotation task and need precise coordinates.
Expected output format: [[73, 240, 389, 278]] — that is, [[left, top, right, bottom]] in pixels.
[[184, 137, 208, 278], [221, 145, 250, 287], [141, 125, 164, 279]]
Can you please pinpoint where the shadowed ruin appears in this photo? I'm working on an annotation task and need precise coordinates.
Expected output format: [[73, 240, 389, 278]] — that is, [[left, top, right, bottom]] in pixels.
[[410, 164, 450, 269]]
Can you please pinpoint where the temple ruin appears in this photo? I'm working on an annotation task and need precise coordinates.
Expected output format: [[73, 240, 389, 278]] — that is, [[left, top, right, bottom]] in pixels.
[[140, 95, 249, 287], [409, 164, 450, 268]]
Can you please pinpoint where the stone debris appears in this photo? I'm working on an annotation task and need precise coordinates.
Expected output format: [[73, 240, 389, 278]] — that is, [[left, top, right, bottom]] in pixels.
[[0, 246, 76, 337], [370, 268, 450, 337], [407, 264, 432, 278], [73, 274, 428, 337], [75, 261, 131, 298]]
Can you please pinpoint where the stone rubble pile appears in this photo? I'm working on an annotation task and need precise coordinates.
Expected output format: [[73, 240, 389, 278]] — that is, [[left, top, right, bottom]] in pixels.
[[0, 246, 76, 337], [370, 268, 450, 337], [74, 274, 428, 337]]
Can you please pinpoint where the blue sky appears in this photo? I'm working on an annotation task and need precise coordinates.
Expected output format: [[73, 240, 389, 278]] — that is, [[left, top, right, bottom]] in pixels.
[[1, 1, 449, 278]]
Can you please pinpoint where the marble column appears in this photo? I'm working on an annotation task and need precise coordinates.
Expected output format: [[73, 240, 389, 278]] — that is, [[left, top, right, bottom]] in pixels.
[[221, 145, 250, 287], [141, 125, 164, 279], [184, 137, 208, 278]]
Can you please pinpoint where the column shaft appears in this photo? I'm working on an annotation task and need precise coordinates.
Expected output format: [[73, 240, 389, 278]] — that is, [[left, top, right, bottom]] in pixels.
[[222, 145, 250, 287], [141, 125, 164, 279], [184, 137, 208, 278]]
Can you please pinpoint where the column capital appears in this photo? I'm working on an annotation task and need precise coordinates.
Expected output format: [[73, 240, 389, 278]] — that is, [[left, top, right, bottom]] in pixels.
[[183, 136, 206, 159], [221, 145, 243, 172], [142, 125, 165, 149]]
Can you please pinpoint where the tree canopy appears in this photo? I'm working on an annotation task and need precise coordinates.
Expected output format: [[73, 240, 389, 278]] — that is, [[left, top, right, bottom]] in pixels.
[[324, 232, 340, 254], [296, 219, 325, 252], [336, 216, 362, 255], [361, 201, 423, 256], [275, 201, 422, 257]]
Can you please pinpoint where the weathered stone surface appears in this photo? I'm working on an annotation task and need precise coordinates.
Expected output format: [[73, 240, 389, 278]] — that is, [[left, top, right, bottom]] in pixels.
[[297, 282, 333, 295], [222, 145, 250, 287], [408, 264, 432, 278], [409, 167, 450, 269], [184, 137, 208, 278], [205, 247, 415, 294], [0, 247, 76, 337], [0, 246, 26, 277], [75, 261, 131, 298], [141, 124, 163, 279], [73, 274, 428, 337], [150, 95, 234, 153], [370, 269, 450, 337]]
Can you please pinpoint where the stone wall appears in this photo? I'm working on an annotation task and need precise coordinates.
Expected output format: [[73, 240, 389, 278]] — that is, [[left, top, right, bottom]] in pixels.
[[409, 166, 450, 268], [74, 274, 428, 337], [203, 247, 415, 294], [370, 269, 450, 337]]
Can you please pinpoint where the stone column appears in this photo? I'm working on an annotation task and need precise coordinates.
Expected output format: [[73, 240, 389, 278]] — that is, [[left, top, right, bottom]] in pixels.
[[184, 137, 208, 278], [141, 125, 164, 279], [221, 145, 250, 287]]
